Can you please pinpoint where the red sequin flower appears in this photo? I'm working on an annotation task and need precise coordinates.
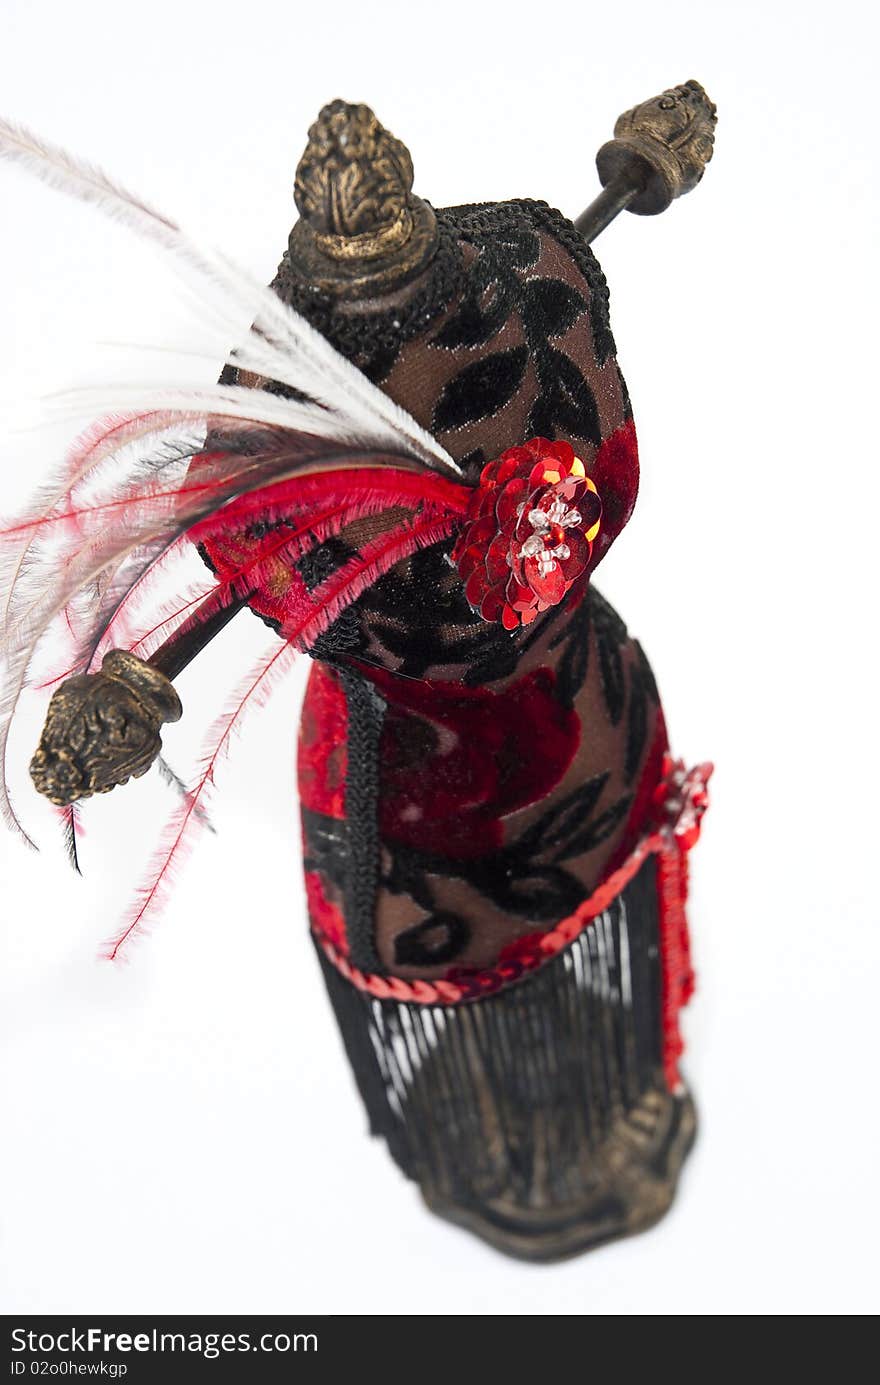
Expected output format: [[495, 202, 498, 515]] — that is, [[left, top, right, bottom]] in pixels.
[[453, 438, 602, 629]]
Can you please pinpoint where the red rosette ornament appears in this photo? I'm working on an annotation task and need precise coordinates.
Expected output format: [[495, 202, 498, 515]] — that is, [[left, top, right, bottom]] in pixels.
[[452, 438, 602, 629]]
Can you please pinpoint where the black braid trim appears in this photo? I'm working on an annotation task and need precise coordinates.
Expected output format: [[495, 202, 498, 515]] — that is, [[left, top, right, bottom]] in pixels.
[[270, 213, 467, 383], [268, 198, 617, 382], [338, 669, 387, 974], [517, 200, 618, 365]]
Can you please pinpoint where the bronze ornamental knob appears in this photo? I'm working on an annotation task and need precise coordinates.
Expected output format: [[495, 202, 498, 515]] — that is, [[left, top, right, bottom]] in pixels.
[[287, 99, 439, 298], [29, 650, 182, 807], [596, 79, 717, 216]]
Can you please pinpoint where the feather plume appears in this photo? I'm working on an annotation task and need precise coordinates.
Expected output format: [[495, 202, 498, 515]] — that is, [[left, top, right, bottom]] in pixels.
[[0, 117, 458, 474], [99, 469, 465, 667], [57, 804, 83, 875], [102, 509, 455, 959], [0, 115, 463, 708], [0, 429, 466, 841], [0, 114, 474, 951], [102, 640, 297, 959], [156, 757, 215, 834]]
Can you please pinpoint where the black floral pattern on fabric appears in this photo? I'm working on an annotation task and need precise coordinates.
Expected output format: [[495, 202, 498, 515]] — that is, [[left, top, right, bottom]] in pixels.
[[430, 224, 540, 351], [624, 640, 661, 785], [345, 543, 523, 682], [520, 277, 587, 339], [527, 345, 601, 444], [518, 277, 602, 444], [592, 590, 629, 725], [300, 607, 640, 969], [549, 586, 631, 722], [550, 593, 591, 711], [428, 205, 601, 446], [432, 346, 529, 433], [393, 912, 471, 967], [521, 200, 618, 365], [377, 766, 634, 932]]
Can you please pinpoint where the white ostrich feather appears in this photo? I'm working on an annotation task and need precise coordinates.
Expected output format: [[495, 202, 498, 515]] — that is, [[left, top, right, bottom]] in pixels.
[[0, 115, 467, 849]]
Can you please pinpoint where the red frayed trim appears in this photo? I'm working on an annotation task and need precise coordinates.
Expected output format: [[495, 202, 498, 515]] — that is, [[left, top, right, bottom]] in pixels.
[[312, 760, 711, 1091], [189, 467, 470, 538], [280, 512, 461, 648]]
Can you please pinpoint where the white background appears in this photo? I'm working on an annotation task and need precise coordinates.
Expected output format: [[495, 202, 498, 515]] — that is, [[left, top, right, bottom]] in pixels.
[[1, 0, 877, 1317]]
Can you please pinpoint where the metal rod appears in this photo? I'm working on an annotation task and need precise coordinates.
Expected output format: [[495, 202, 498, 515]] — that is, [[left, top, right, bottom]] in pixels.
[[149, 590, 252, 681], [574, 171, 644, 244], [573, 79, 717, 244]]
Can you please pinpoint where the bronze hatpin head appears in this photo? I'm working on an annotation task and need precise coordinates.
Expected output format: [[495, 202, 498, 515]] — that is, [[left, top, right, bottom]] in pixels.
[[595, 79, 717, 216], [29, 650, 182, 806], [286, 100, 439, 300]]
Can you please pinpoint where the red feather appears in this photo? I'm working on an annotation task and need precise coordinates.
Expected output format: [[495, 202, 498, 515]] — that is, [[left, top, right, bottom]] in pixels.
[[92, 467, 467, 662], [187, 466, 468, 541], [102, 506, 460, 957], [103, 639, 297, 960], [280, 511, 462, 648]]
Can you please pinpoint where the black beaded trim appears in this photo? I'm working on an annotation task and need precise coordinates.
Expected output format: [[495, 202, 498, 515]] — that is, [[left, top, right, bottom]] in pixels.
[[427, 198, 617, 366], [270, 212, 467, 383], [269, 198, 616, 383], [520, 200, 617, 365]]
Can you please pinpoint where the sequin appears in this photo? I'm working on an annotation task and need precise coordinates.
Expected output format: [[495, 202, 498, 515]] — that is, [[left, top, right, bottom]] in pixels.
[[452, 438, 602, 627]]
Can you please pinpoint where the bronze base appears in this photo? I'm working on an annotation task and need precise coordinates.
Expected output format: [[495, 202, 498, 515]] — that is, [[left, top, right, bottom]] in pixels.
[[419, 1087, 696, 1264]]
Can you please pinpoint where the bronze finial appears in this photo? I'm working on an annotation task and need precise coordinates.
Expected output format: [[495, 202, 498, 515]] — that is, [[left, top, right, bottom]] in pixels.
[[287, 100, 438, 299], [576, 79, 717, 242], [598, 79, 717, 213], [29, 650, 182, 807]]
